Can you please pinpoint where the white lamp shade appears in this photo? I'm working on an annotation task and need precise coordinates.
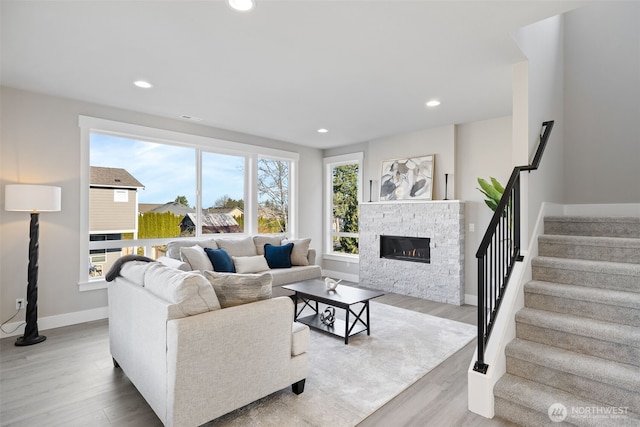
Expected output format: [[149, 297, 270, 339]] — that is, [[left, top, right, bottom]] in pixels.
[[5, 185, 62, 212]]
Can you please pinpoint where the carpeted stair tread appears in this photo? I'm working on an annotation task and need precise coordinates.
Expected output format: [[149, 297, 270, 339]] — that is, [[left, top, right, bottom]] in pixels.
[[515, 307, 640, 366], [524, 280, 640, 309], [538, 234, 640, 264], [495, 373, 640, 427], [505, 338, 640, 394], [524, 281, 640, 327], [532, 256, 640, 292], [516, 308, 640, 348], [525, 280, 640, 310], [545, 216, 640, 238]]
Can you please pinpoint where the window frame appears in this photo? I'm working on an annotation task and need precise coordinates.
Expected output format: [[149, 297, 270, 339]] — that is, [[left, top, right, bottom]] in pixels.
[[323, 152, 363, 261], [79, 116, 299, 290]]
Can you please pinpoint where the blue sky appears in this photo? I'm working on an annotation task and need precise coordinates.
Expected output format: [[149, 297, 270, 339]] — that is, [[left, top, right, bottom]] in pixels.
[[90, 133, 244, 207]]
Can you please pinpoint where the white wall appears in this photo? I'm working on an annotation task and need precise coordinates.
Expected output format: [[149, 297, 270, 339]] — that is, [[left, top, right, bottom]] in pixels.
[[457, 116, 513, 302], [0, 86, 323, 331], [366, 125, 456, 202], [513, 14, 566, 240], [563, 2, 640, 203]]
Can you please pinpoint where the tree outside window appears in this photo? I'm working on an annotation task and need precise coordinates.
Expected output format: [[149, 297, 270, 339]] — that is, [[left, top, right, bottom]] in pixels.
[[332, 163, 359, 254], [257, 158, 289, 233]]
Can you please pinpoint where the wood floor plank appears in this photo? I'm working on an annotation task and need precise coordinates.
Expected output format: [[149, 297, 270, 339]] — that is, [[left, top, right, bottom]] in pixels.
[[0, 291, 511, 426]]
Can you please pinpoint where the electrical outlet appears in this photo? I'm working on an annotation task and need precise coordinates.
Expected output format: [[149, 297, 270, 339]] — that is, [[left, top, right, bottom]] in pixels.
[[16, 298, 25, 310]]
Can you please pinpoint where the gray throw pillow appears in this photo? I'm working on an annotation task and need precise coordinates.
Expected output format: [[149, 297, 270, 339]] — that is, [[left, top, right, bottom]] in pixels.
[[204, 271, 272, 308], [282, 238, 311, 266]]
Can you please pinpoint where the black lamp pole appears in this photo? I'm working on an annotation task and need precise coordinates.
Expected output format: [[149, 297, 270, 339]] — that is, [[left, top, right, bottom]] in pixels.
[[16, 212, 46, 346]]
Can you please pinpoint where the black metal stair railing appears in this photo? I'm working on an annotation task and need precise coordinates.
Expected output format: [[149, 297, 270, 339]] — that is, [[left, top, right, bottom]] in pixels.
[[473, 120, 554, 374]]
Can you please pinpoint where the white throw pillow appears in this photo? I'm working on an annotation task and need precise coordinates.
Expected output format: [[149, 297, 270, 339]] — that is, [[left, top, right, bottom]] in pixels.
[[253, 235, 284, 255], [180, 245, 214, 272], [204, 271, 272, 308], [216, 236, 257, 257], [282, 238, 311, 266], [167, 239, 217, 259], [144, 263, 221, 316], [232, 255, 270, 274]]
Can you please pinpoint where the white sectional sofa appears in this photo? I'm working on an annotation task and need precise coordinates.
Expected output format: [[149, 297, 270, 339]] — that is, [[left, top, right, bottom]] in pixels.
[[108, 259, 309, 427], [157, 235, 322, 288]]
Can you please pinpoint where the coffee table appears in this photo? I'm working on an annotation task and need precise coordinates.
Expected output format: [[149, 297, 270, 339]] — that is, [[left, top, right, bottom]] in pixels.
[[282, 279, 384, 344]]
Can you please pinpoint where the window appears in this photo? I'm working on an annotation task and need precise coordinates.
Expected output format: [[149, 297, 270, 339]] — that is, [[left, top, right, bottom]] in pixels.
[[257, 157, 290, 234], [202, 152, 245, 234], [324, 153, 363, 257], [79, 116, 298, 289]]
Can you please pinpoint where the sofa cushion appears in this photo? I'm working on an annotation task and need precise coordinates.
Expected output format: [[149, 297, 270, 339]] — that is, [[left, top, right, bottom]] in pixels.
[[204, 271, 272, 308], [232, 255, 270, 274], [216, 236, 257, 257], [264, 243, 293, 269], [166, 239, 218, 260], [269, 264, 323, 287], [253, 235, 284, 255], [143, 263, 221, 316], [204, 248, 235, 273], [282, 238, 311, 266], [180, 245, 214, 272]]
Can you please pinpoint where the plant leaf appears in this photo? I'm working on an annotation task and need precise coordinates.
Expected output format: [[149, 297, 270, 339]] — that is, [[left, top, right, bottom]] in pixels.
[[490, 177, 505, 194], [477, 178, 501, 202], [484, 199, 498, 211]]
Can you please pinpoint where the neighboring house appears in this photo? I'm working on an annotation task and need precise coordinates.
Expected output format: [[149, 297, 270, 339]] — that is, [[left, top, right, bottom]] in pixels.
[[149, 201, 195, 215], [89, 166, 144, 277], [138, 203, 163, 214], [204, 206, 243, 218], [180, 212, 242, 234]]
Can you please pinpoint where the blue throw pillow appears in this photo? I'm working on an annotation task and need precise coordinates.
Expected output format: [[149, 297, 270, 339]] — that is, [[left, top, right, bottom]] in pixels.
[[264, 243, 293, 269], [204, 248, 236, 273]]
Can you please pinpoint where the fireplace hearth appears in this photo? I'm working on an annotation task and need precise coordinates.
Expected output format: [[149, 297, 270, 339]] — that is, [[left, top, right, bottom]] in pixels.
[[380, 235, 430, 264]]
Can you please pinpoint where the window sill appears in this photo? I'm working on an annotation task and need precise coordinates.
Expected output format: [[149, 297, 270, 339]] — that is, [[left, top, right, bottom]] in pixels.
[[79, 279, 107, 291], [323, 253, 359, 263]]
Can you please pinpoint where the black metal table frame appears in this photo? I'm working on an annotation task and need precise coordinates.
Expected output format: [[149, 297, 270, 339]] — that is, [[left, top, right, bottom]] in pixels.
[[291, 292, 372, 344]]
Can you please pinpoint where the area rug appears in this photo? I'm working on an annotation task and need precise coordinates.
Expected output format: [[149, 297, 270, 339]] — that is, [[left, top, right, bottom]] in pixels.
[[206, 301, 475, 427]]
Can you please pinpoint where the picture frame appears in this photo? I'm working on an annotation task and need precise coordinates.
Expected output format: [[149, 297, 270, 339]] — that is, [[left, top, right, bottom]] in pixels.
[[379, 154, 434, 201]]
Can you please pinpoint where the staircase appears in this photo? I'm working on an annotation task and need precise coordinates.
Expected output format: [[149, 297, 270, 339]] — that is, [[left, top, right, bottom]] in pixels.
[[494, 216, 640, 426]]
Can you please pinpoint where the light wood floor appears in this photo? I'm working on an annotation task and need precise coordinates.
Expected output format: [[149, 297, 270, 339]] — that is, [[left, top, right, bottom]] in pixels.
[[0, 291, 515, 426]]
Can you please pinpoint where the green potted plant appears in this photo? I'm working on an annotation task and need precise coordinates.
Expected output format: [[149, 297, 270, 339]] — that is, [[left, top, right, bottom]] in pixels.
[[477, 177, 504, 212]]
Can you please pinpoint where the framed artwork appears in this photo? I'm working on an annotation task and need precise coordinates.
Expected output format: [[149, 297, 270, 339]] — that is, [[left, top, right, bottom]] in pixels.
[[379, 154, 434, 201]]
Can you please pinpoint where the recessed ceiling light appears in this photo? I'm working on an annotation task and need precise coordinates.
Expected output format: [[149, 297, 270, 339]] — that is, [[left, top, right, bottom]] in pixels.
[[180, 115, 203, 122], [426, 100, 441, 107], [317, 128, 329, 133], [228, 0, 255, 12], [134, 80, 153, 89]]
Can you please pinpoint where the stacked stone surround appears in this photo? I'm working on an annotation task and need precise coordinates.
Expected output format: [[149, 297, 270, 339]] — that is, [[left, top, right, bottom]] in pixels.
[[359, 201, 465, 305]]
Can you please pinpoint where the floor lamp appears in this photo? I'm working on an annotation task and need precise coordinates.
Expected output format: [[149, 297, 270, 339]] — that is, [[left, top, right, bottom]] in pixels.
[[5, 184, 61, 346]]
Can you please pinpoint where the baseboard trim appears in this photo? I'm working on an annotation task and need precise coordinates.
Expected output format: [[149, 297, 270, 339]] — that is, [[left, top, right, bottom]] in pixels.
[[0, 306, 108, 339], [321, 269, 360, 283], [464, 294, 478, 306]]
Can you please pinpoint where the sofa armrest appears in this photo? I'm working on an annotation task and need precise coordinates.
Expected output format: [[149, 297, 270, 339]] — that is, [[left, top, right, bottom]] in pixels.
[[307, 248, 316, 265], [157, 256, 191, 271], [166, 297, 307, 427]]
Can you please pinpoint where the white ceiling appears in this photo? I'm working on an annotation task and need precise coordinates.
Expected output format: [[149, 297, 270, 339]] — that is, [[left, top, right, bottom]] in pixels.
[[1, 1, 585, 149]]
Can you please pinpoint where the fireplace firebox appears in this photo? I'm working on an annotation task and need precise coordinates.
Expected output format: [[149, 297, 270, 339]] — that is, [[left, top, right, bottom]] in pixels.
[[380, 235, 431, 264]]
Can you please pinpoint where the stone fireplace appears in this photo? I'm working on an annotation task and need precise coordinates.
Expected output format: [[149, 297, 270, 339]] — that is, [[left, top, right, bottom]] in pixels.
[[359, 201, 464, 305]]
